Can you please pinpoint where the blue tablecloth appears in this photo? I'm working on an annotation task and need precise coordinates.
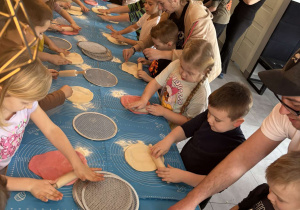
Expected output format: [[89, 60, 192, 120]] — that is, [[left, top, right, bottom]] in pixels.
[[5, 1, 198, 209]]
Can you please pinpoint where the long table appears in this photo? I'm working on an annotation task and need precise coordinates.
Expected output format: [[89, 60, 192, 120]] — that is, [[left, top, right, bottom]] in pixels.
[[5, 1, 198, 209]]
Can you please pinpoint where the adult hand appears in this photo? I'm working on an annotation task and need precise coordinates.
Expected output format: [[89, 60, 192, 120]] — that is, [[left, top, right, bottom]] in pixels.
[[29, 179, 63, 202], [146, 104, 166, 116], [48, 55, 71, 65], [123, 48, 134, 62], [60, 85, 73, 98], [151, 138, 172, 158], [156, 165, 185, 183], [143, 48, 162, 60], [49, 69, 59, 79], [73, 164, 105, 182], [137, 57, 151, 65]]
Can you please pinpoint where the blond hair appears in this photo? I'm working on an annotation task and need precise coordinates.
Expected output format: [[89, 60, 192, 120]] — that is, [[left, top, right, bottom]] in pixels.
[[266, 152, 300, 189], [180, 39, 214, 114], [0, 51, 52, 127], [208, 82, 253, 121], [0, 175, 9, 210], [150, 20, 178, 44]]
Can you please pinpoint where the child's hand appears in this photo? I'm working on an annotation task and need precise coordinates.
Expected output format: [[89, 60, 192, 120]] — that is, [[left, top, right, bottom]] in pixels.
[[49, 24, 63, 31], [59, 1, 71, 9], [98, 8, 110, 14], [156, 165, 185, 183], [111, 34, 123, 42], [29, 179, 63, 202], [137, 57, 151, 65], [49, 44, 70, 56], [151, 138, 172, 158], [60, 85, 73, 98], [146, 104, 166, 116], [137, 70, 149, 80], [126, 98, 148, 110], [81, 5, 89, 12], [143, 48, 162, 60], [48, 54, 71, 65], [49, 69, 59, 79], [71, 23, 81, 31], [123, 48, 134, 62], [106, 25, 116, 32], [73, 164, 105, 182]]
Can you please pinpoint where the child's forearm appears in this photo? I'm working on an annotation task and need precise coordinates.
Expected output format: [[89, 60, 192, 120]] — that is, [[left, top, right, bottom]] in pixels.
[[165, 126, 186, 144], [72, 0, 85, 8], [180, 171, 206, 187], [58, 9, 77, 25], [6, 176, 33, 191], [119, 24, 139, 35], [141, 79, 162, 102], [108, 5, 130, 14], [38, 51, 52, 62], [141, 74, 154, 82], [162, 110, 189, 125]]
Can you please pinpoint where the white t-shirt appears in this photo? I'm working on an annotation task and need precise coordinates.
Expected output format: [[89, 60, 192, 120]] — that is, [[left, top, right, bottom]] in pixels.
[[0, 101, 38, 170], [155, 59, 211, 119], [136, 13, 160, 42], [261, 103, 300, 152]]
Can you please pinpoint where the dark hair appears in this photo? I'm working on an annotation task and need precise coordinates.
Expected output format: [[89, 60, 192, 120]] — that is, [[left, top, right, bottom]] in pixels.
[[208, 82, 253, 121], [150, 20, 178, 44], [0, 175, 10, 210], [266, 152, 300, 188]]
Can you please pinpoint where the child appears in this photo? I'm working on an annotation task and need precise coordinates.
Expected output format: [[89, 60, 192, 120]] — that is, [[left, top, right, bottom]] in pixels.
[[137, 20, 178, 82], [106, 0, 160, 46], [151, 82, 252, 209], [45, 0, 81, 31], [0, 0, 73, 111], [231, 152, 300, 210], [126, 39, 213, 127], [0, 175, 9, 210], [0, 51, 104, 202], [57, 0, 90, 13]]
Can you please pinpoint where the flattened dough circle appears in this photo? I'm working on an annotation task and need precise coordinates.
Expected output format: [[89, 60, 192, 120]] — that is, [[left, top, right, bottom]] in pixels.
[[66, 9, 83, 16], [65, 53, 84, 64], [125, 143, 164, 171], [121, 62, 139, 78], [67, 86, 94, 103]]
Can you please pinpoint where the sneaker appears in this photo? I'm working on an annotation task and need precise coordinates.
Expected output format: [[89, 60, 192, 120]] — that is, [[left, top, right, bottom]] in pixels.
[[218, 73, 224, 79]]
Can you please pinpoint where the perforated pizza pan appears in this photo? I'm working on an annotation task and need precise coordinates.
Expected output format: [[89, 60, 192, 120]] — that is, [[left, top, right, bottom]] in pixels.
[[77, 41, 108, 54], [73, 112, 117, 141], [84, 68, 118, 87], [46, 36, 72, 50], [81, 48, 113, 62]]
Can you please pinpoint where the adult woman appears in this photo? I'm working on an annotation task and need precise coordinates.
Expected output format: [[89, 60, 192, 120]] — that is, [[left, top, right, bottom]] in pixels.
[[123, 0, 221, 82]]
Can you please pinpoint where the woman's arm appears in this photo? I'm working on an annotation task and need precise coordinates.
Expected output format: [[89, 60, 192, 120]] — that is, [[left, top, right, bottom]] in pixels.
[[243, 0, 261, 5]]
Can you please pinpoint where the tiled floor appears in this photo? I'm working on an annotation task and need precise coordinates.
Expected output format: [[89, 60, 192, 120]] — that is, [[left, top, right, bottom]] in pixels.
[[176, 60, 290, 210]]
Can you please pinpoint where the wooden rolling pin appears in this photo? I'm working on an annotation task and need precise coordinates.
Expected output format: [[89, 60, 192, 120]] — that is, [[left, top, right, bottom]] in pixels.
[[149, 144, 165, 169], [59, 70, 86, 77], [137, 62, 143, 71], [52, 171, 77, 189], [70, 6, 81, 11]]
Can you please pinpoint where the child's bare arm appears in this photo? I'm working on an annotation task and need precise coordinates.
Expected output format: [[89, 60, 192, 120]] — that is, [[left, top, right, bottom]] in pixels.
[[231, 205, 239, 210], [38, 52, 71, 65], [57, 9, 81, 30], [126, 79, 162, 110], [43, 35, 69, 55], [118, 23, 139, 35], [112, 34, 137, 45], [30, 106, 104, 182], [137, 70, 153, 82], [156, 165, 206, 187], [151, 126, 186, 158], [100, 5, 130, 14], [72, 0, 89, 12], [6, 176, 63, 202], [146, 104, 189, 125]]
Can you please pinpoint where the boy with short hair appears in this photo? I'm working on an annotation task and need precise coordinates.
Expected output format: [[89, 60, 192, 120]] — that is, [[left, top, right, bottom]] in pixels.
[[151, 82, 252, 208], [137, 19, 178, 82], [231, 152, 300, 210]]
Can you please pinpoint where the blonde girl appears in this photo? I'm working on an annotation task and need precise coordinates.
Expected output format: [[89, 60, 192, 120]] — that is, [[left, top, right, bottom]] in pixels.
[[126, 39, 213, 127], [0, 52, 103, 202]]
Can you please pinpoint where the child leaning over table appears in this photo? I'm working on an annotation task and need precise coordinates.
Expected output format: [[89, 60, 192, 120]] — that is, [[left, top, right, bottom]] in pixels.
[[126, 39, 213, 128], [151, 82, 253, 209], [106, 0, 160, 46], [231, 152, 300, 210], [137, 20, 178, 82], [0, 51, 104, 202]]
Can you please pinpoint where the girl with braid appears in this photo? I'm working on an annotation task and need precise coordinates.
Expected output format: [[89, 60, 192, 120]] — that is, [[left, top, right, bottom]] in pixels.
[[126, 39, 213, 128]]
